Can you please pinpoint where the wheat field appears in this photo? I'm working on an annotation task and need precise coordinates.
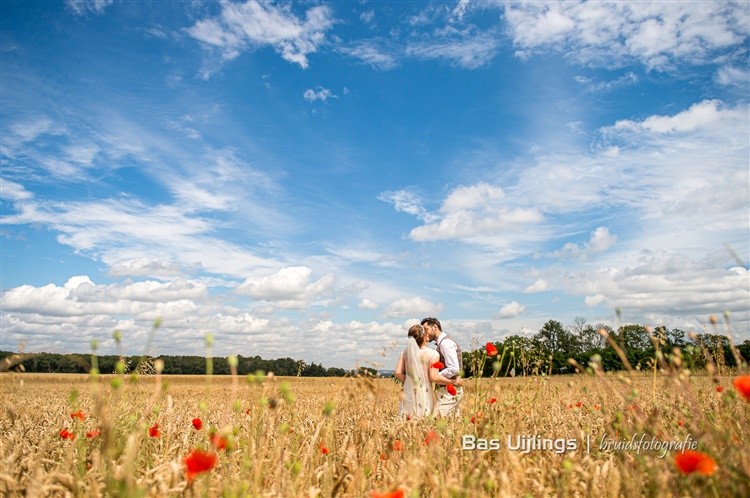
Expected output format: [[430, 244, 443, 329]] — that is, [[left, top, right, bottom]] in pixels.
[[1, 369, 748, 497]]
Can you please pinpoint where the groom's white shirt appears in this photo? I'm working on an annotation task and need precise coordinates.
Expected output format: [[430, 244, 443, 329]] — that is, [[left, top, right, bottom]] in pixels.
[[435, 332, 460, 379]]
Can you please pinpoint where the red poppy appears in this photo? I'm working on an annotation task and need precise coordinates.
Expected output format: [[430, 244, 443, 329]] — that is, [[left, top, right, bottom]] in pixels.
[[485, 342, 498, 357], [245, 408, 251, 415], [715, 386, 724, 393], [575, 402, 583, 408], [70, 410, 85, 421], [733, 375, 750, 401], [677, 420, 684, 427], [149, 423, 161, 438], [59, 428, 75, 440], [424, 430, 439, 445], [319, 443, 329, 455], [392, 440, 403, 451], [674, 450, 717, 476], [594, 405, 601, 410], [86, 429, 101, 439], [380, 452, 387, 461], [431, 361, 445, 370], [487, 397, 497, 404], [192, 418, 203, 431], [446, 384, 457, 396], [184, 449, 217, 482], [210, 431, 228, 450], [371, 490, 405, 498]]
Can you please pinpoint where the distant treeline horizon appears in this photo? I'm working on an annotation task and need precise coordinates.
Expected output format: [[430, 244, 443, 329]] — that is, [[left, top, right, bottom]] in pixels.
[[0, 351, 351, 377], [2, 320, 748, 377]]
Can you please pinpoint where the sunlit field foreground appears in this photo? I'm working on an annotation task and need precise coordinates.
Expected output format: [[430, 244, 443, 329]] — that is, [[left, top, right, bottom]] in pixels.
[[1, 370, 748, 497]]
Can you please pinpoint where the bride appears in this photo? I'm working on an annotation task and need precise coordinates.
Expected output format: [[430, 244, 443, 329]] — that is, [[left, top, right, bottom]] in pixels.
[[394, 324, 462, 417]]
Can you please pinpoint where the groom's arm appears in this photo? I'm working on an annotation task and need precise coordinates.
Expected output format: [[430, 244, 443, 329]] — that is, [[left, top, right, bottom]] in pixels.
[[439, 339, 460, 379]]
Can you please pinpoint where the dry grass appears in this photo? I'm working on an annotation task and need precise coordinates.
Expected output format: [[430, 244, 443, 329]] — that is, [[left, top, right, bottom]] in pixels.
[[1, 369, 748, 497]]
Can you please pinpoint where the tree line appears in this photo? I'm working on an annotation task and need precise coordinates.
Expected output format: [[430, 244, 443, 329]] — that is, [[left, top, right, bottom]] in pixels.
[[3, 318, 747, 378], [0, 351, 348, 377], [465, 318, 750, 378]]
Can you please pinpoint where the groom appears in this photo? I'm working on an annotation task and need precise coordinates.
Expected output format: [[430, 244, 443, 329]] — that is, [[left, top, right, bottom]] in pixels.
[[421, 317, 463, 417]]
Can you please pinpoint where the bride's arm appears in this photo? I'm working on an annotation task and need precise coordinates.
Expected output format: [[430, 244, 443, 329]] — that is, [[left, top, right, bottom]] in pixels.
[[429, 367, 462, 386], [394, 352, 406, 383]]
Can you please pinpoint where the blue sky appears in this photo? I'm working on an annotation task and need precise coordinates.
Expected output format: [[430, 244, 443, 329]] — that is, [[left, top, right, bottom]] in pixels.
[[1, 0, 749, 369]]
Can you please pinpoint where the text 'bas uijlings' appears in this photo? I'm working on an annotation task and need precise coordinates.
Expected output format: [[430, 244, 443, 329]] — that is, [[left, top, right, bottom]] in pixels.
[[462, 435, 578, 454]]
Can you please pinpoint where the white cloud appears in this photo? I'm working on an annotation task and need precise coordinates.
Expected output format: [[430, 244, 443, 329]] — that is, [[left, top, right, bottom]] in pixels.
[[377, 189, 437, 223], [408, 182, 544, 241], [552, 226, 617, 260], [339, 40, 399, 70], [451, 0, 471, 23], [237, 266, 335, 304], [360, 10, 374, 24], [574, 72, 638, 93], [383, 297, 443, 318], [1, 195, 279, 278], [0, 178, 33, 201], [304, 86, 336, 102], [106, 258, 197, 278], [610, 99, 726, 134], [187, 0, 334, 72], [359, 298, 378, 310], [572, 255, 750, 325], [716, 65, 749, 87], [496, 300, 526, 318], [65, 0, 112, 16], [524, 279, 549, 293], [503, 1, 749, 70], [1, 276, 205, 317], [406, 30, 499, 69]]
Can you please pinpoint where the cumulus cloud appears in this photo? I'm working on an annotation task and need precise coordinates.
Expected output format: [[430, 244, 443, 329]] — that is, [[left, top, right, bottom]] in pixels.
[[524, 279, 549, 293], [383, 297, 443, 318], [609, 99, 727, 134], [503, 1, 749, 70], [237, 266, 335, 307], [1, 276, 205, 317], [408, 183, 544, 241], [187, 0, 334, 72], [573, 255, 750, 325], [495, 300, 526, 318], [552, 227, 617, 260], [359, 298, 378, 310]]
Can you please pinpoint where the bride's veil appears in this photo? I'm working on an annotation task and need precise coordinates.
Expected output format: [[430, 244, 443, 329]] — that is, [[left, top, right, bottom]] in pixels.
[[405, 336, 431, 416]]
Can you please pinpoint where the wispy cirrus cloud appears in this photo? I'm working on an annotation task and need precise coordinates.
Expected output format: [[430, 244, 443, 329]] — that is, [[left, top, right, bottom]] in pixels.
[[338, 40, 399, 70], [405, 27, 499, 69], [186, 0, 335, 75], [1, 195, 280, 278], [65, 0, 112, 16]]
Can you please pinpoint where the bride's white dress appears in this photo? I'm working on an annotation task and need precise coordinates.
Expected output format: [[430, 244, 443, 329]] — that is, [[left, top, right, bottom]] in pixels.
[[399, 343, 439, 418]]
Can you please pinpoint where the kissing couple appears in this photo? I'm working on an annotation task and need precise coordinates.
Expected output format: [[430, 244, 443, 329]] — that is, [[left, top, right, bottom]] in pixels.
[[394, 317, 464, 418]]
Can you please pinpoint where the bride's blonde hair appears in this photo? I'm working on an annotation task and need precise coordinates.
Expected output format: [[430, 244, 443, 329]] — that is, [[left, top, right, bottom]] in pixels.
[[408, 324, 427, 346]]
